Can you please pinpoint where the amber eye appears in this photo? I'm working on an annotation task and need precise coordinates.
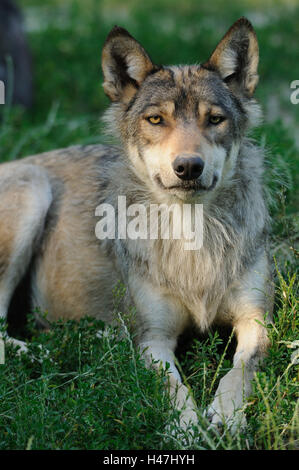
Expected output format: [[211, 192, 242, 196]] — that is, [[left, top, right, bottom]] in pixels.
[[147, 115, 162, 125], [209, 115, 224, 125]]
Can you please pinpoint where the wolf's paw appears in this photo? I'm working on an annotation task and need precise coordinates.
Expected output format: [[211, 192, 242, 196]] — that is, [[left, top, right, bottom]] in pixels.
[[206, 403, 247, 435], [206, 367, 250, 434], [4, 336, 29, 355], [3, 335, 50, 363]]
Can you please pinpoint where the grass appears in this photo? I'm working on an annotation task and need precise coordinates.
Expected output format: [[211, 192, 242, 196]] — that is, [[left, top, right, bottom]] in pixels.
[[0, 0, 298, 450]]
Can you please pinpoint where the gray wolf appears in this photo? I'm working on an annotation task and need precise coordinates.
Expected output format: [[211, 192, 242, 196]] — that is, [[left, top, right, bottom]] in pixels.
[[0, 17, 273, 435]]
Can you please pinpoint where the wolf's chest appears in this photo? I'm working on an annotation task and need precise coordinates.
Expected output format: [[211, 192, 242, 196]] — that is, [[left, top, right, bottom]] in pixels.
[[145, 239, 225, 328]]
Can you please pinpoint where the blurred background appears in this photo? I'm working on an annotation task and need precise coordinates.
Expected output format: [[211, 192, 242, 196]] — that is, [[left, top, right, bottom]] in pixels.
[[0, 0, 298, 268]]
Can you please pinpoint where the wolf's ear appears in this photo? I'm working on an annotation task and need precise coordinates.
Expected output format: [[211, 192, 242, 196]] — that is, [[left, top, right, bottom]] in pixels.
[[203, 17, 259, 96], [102, 26, 155, 103]]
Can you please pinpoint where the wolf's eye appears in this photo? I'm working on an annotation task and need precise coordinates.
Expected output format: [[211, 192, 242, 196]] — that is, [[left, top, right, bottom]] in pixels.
[[147, 115, 162, 125], [209, 115, 225, 125]]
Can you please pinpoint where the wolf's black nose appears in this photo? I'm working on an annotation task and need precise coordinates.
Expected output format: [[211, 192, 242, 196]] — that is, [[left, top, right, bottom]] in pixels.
[[172, 156, 204, 181]]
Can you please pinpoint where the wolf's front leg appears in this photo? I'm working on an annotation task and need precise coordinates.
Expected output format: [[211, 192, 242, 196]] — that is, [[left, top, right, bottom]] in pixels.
[[129, 276, 198, 431], [207, 256, 273, 433], [207, 312, 270, 432]]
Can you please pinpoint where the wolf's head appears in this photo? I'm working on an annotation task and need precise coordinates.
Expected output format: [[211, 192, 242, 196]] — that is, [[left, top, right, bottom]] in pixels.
[[102, 18, 261, 201]]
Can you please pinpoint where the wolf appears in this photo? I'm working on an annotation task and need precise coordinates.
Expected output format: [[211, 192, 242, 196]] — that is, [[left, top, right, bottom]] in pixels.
[[0, 17, 273, 434]]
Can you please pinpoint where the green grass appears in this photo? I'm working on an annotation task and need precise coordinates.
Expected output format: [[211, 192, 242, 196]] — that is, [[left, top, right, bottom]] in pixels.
[[0, 0, 298, 450]]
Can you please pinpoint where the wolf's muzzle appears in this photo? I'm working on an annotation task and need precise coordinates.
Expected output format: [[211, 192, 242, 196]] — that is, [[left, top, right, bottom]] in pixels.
[[172, 155, 204, 181]]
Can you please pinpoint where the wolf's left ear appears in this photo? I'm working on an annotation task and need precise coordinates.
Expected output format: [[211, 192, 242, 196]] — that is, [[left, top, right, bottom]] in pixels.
[[203, 17, 259, 96], [102, 26, 156, 103]]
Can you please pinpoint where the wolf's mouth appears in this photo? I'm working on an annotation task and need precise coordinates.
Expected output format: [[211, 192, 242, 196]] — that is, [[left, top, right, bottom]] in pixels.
[[155, 174, 218, 192]]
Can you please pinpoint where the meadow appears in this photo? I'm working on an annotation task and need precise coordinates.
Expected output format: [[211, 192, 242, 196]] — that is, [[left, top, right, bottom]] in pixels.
[[0, 0, 298, 450]]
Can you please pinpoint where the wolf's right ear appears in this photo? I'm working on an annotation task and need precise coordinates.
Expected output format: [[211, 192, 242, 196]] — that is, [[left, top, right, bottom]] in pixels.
[[102, 26, 155, 103]]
